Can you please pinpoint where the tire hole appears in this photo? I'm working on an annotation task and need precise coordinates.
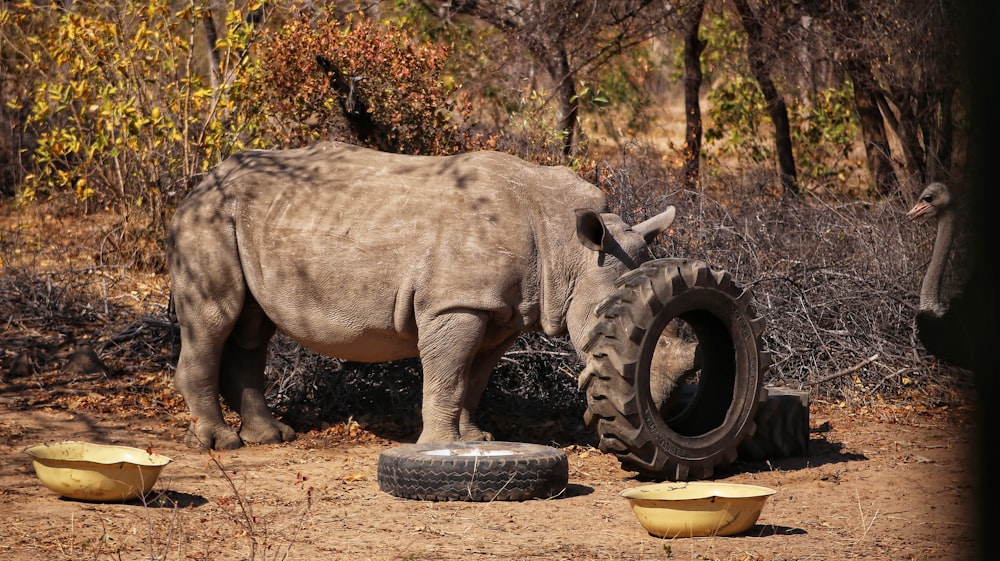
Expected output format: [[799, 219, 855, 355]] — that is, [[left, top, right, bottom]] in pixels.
[[648, 312, 735, 438]]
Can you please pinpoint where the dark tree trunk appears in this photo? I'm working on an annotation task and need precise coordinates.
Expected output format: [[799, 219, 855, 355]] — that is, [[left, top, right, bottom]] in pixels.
[[843, 57, 899, 198], [317, 56, 392, 152], [815, 0, 960, 196], [549, 48, 579, 156], [438, 1, 582, 157], [680, 0, 707, 190], [731, 0, 799, 196], [927, 86, 954, 184]]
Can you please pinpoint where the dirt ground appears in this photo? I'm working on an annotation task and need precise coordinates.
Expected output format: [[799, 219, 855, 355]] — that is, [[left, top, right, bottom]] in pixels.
[[0, 378, 979, 561]]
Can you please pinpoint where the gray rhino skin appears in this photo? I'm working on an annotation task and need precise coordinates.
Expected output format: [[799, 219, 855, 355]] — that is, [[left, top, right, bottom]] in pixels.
[[167, 141, 675, 449]]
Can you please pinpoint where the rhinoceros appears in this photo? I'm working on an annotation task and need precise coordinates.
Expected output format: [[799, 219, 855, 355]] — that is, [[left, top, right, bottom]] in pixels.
[[167, 141, 675, 449]]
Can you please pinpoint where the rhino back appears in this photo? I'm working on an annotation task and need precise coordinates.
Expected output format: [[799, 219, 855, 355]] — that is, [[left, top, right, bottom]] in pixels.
[[178, 142, 607, 359]]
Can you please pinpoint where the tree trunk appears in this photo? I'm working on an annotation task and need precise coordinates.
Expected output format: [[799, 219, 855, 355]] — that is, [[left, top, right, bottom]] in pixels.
[[680, 0, 707, 190], [316, 56, 387, 151], [927, 86, 954, 184], [549, 48, 579, 157], [880, 91, 926, 191], [441, 2, 581, 157], [731, 0, 798, 196], [843, 57, 899, 198], [202, 3, 221, 90]]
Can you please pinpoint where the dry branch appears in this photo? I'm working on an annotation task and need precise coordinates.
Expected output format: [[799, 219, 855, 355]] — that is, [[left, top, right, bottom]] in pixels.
[[803, 354, 880, 387]]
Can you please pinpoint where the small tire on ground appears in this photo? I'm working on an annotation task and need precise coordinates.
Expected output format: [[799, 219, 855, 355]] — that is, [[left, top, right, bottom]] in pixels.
[[579, 258, 771, 481], [738, 387, 810, 461], [377, 442, 569, 501]]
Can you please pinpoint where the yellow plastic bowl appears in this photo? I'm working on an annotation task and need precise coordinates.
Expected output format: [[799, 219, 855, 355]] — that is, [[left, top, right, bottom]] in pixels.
[[25, 441, 172, 502], [621, 482, 776, 538]]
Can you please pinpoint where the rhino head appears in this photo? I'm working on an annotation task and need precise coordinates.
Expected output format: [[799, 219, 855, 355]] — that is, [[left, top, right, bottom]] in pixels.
[[563, 206, 676, 355]]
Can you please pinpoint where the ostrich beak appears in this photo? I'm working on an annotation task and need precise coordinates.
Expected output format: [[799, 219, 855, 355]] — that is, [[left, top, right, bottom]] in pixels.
[[906, 201, 933, 221]]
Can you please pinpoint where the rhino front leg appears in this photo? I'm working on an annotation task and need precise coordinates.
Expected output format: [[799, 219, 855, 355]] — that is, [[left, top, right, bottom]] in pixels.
[[415, 312, 489, 443]]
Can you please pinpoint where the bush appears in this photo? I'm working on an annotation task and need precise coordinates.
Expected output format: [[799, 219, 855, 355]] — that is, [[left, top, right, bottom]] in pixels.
[[2, 2, 484, 269], [257, 10, 471, 155], [5, 0, 268, 210]]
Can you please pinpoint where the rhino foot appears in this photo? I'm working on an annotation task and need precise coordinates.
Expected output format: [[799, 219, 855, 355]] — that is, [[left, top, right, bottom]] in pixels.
[[416, 424, 493, 443], [460, 427, 494, 442], [238, 418, 296, 445], [186, 423, 244, 450]]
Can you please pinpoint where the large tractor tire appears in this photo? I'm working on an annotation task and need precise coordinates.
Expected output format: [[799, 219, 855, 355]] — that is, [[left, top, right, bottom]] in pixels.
[[579, 258, 771, 480]]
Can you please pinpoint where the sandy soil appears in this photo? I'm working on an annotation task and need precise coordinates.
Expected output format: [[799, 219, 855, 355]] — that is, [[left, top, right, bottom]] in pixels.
[[0, 389, 978, 561]]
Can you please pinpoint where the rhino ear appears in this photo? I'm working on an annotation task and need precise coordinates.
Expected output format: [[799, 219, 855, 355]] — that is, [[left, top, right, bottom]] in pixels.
[[633, 206, 676, 243], [575, 208, 606, 251]]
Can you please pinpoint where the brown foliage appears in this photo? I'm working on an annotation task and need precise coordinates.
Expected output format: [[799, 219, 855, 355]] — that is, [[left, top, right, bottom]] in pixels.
[[257, 11, 472, 154]]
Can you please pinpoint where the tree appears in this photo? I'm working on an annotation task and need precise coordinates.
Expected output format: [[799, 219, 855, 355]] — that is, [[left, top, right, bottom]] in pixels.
[[803, 0, 966, 197], [3, 0, 268, 208], [257, 10, 469, 155], [427, 0, 673, 157], [679, 0, 707, 190], [842, 53, 898, 198], [730, 0, 798, 196]]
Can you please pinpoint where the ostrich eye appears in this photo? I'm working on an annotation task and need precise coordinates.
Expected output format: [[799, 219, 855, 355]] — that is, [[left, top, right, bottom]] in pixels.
[[921, 194, 933, 202]]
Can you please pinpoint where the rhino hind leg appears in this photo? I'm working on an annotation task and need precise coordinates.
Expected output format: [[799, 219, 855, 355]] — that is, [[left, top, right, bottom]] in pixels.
[[220, 299, 296, 446], [219, 339, 295, 445], [169, 202, 287, 450], [186, 423, 243, 451], [174, 336, 244, 450]]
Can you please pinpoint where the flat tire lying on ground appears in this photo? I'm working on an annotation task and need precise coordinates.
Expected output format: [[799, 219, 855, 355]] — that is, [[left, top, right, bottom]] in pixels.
[[579, 258, 771, 481], [377, 442, 568, 501]]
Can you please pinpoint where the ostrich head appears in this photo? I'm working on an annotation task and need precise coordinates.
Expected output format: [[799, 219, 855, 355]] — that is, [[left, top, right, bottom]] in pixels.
[[906, 182, 951, 222]]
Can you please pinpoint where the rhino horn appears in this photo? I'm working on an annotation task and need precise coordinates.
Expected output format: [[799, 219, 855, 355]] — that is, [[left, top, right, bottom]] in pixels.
[[633, 206, 676, 243]]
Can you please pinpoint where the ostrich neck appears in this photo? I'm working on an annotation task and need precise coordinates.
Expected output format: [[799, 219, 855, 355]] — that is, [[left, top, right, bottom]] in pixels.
[[919, 208, 954, 316]]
